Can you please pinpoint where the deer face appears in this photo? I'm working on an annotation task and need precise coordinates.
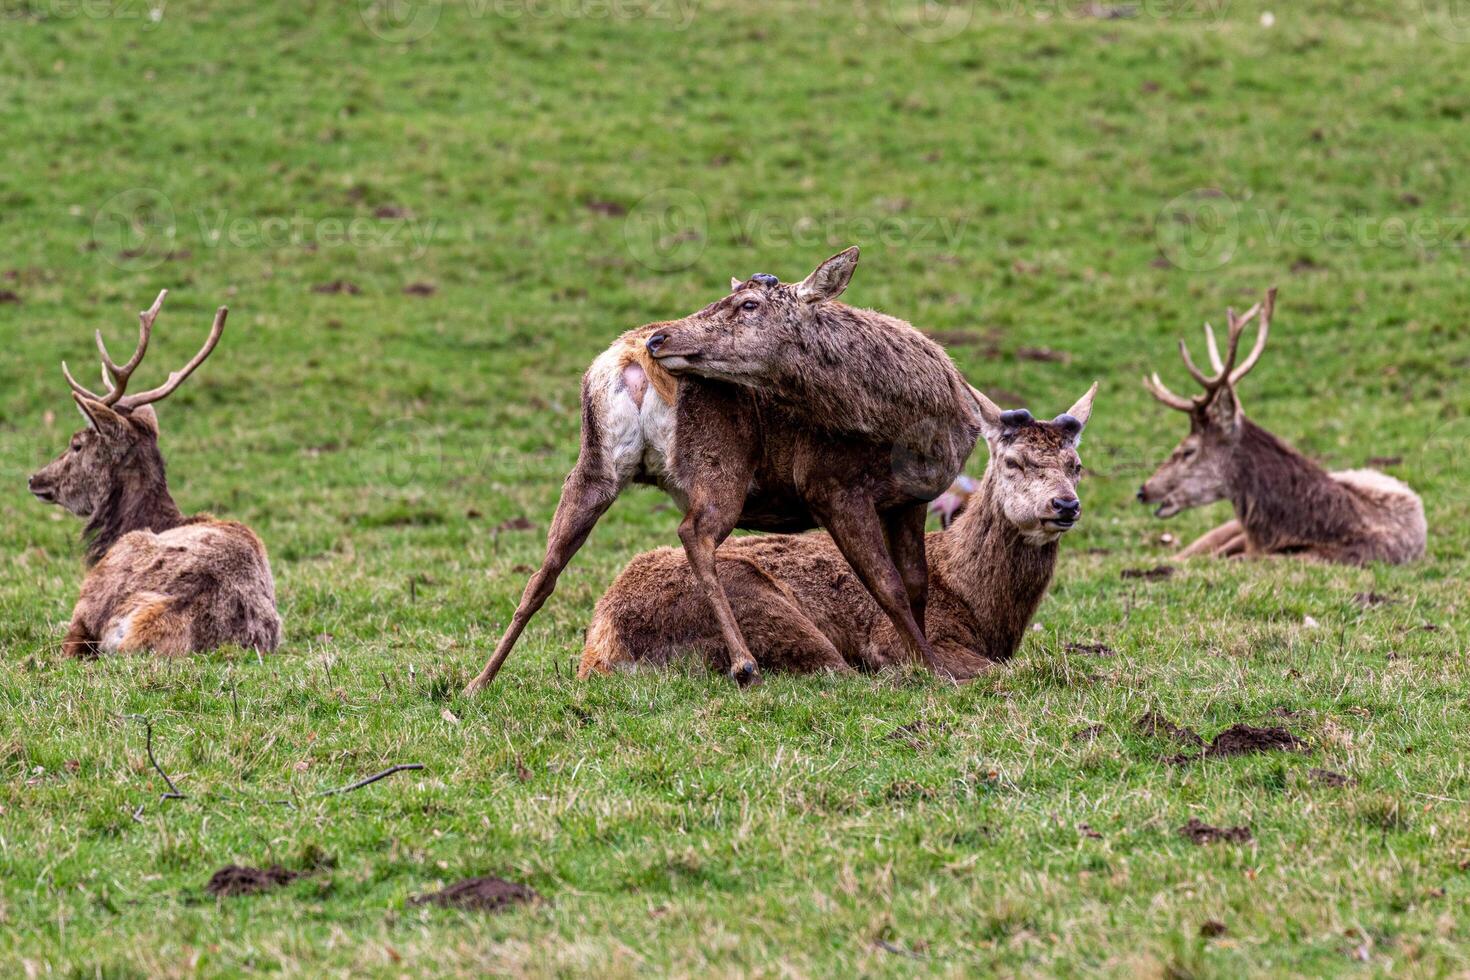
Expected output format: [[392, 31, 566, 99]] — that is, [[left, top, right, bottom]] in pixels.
[[974, 384, 1098, 546], [644, 247, 860, 382], [28, 399, 160, 519], [1138, 401, 1240, 518]]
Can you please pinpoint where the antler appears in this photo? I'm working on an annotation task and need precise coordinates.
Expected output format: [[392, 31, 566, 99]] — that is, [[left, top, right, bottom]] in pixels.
[[1142, 286, 1277, 412], [61, 290, 228, 410]]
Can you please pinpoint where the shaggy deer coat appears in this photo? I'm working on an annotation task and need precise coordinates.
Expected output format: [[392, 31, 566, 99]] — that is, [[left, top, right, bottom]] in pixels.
[[1139, 287, 1426, 564], [580, 386, 1096, 680], [465, 249, 982, 692], [27, 291, 282, 655]]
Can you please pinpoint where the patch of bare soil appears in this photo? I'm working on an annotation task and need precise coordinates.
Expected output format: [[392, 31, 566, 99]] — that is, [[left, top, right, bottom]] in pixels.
[[403, 282, 437, 296], [206, 865, 301, 897], [409, 876, 538, 912], [1065, 642, 1115, 657], [1200, 920, 1228, 937], [1179, 819, 1252, 845], [312, 280, 361, 295], [1072, 723, 1104, 742], [1135, 711, 1203, 746], [1121, 565, 1174, 581], [1205, 724, 1307, 758], [1308, 768, 1354, 787], [1353, 591, 1397, 608]]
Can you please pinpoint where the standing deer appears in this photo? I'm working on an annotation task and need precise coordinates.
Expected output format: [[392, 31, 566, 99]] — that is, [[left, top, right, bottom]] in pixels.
[[464, 248, 982, 693], [580, 385, 1097, 679], [1138, 287, 1426, 564], [26, 290, 283, 656]]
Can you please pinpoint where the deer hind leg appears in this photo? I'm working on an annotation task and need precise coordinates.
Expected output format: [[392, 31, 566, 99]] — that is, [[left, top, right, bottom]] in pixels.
[[677, 485, 763, 688], [464, 466, 621, 694], [108, 594, 193, 656], [1175, 519, 1245, 559], [726, 559, 849, 675], [884, 502, 931, 631], [817, 493, 940, 674]]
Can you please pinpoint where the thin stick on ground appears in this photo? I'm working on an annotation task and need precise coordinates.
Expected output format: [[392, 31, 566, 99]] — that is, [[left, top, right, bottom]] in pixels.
[[125, 715, 186, 800], [313, 764, 424, 798]]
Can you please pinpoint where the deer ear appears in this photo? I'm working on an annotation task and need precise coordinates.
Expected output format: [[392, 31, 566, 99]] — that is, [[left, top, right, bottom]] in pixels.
[[129, 404, 160, 435], [794, 246, 859, 304], [967, 385, 1006, 442], [1053, 382, 1099, 445], [730, 277, 743, 292], [73, 395, 130, 441]]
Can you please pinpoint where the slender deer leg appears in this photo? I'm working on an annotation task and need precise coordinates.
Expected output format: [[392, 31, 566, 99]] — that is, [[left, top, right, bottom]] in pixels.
[[884, 502, 931, 630], [464, 468, 620, 694], [1176, 518, 1244, 559], [816, 492, 940, 672], [678, 483, 763, 687]]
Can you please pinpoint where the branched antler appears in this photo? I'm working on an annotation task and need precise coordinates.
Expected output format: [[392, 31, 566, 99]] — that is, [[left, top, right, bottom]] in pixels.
[[1143, 286, 1277, 412], [62, 290, 228, 410]]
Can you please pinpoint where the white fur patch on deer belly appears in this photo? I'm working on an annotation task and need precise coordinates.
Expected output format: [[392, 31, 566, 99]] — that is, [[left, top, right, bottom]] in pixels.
[[639, 394, 681, 495]]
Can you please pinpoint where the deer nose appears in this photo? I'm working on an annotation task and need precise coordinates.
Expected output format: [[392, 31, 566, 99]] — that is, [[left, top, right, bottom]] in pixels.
[[1136, 487, 1148, 502], [646, 333, 668, 355], [1052, 497, 1081, 519]]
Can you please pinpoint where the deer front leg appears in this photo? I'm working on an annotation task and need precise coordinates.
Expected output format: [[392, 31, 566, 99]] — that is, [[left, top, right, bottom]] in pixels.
[[464, 468, 621, 695], [884, 502, 931, 631], [678, 485, 763, 688], [62, 616, 99, 658], [1175, 519, 1244, 559], [817, 493, 941, 673]]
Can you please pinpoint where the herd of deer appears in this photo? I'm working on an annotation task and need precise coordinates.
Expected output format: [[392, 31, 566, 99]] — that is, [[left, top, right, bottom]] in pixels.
[[28, 251, 1427, 692]]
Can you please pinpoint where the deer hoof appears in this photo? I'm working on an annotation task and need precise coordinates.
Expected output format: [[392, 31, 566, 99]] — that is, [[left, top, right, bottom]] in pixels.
[[730, 662, 762, 688]]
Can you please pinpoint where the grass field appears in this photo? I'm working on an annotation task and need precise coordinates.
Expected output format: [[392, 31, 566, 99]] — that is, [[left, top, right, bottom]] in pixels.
[[3, 0, 1470, 974]]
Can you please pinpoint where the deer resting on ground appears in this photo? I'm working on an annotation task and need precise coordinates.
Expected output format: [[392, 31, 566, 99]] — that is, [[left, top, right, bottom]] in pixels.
[[27, 290, 283, 655], [1138, 286, 1426, 564], [580, 384, 1096, 679], [465, 248, 982, 693]]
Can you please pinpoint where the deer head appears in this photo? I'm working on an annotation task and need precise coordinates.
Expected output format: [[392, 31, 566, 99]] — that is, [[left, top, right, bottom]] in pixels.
[[1137, 287, 1276, 517], [969, 382, 1098, 545], [642, 246, 861, 382], [28, 290, 226, 521]]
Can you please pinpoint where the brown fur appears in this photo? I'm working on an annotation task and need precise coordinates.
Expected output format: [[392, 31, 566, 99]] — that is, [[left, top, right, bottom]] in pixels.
[[1139, 288, 1426, 565], [580, 387, 1096, 679], [464, 250, 985, 693], [29, 331, 282, 656]]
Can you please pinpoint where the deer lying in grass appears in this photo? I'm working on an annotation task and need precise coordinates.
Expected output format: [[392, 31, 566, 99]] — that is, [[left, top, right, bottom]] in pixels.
[[465, 248, 981, 693], [1138, 287, 1425, 564], [27, 290, 283, 656], [580, 384, 1096, 679]]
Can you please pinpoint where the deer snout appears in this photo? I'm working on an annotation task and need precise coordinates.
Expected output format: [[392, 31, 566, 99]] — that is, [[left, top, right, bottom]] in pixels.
[[1050, 497, 1081, 522], [646, 332, 669, 355], [28, 473, 55, 500]]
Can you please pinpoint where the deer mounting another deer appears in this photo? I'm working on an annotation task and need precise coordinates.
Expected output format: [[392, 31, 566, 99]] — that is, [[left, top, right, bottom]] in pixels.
[[464, 248, 983, 694], [1138, 286, 1426, 565], [580, 384, 1097, 679], [27, 290, 283, 656]]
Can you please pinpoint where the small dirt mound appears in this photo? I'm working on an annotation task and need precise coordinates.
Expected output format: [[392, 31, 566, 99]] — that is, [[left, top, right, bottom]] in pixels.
[[1179, 819, 1252, 845], [409, 876, 538, 912], [1200, 920, 1228, 937], [1122, 565, 1174, 581], [1135, 711, 1203, 746], [1308, 768, 1354, 787], [1205, 724, 1306, 758], [206, 865, 301, 897], [1065, 642, 1115, 657]]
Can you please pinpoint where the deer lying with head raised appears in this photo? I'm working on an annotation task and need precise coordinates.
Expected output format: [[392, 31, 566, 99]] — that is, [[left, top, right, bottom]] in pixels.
[[580, 384, 1096, 679], [1138, 287, 1426, 564], [465, 248, 984, 693], [27, 291, 282, 656]]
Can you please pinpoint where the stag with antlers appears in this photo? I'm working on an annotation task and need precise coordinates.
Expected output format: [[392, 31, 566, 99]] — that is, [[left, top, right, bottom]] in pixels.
[[1138, 287, 1426, 565], [27, 290, 282, 655]]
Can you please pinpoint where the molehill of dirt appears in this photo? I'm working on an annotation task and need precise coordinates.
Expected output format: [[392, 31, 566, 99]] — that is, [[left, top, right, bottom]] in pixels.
[[409, 876, 538, 912], [206, 865, 302, 897], [1179, 819, 1253, 845]]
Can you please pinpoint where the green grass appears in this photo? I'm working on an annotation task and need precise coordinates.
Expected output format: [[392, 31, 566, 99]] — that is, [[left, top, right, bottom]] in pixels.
[[3, 0, 1470, 974]]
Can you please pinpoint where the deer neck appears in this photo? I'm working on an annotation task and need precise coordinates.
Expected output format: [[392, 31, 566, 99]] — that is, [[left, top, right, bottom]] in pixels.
[[1226, 419, 1363, 550], [935, 469, 1059, 660], [84, 452, 185, 566]]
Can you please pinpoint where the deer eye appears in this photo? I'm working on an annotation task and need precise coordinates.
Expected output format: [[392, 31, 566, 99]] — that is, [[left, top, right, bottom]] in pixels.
[[1179, 447, 1196, 460], [1004, 458, 1023, 472], [740, 300, 759, 311]]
